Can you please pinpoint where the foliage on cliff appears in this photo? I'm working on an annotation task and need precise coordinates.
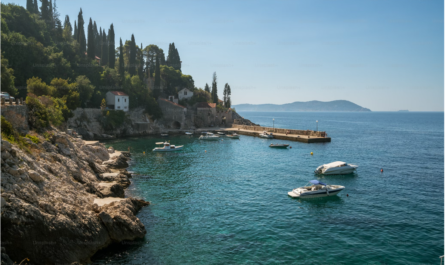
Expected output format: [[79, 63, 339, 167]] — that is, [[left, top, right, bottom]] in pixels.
[[101, 110, 127, 130]]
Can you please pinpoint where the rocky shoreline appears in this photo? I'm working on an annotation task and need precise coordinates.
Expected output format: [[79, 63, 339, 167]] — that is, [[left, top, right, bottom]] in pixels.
[[1, 129, 149, 264]]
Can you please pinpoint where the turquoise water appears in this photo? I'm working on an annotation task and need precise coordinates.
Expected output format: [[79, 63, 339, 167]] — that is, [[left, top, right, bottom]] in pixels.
[[92, 112, 444, 264]]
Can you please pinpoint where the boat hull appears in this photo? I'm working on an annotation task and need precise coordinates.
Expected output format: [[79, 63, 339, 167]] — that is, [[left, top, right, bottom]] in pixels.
[[259, 135, 273, 139], [269, 145, 289, 149], [288, 187, 344, 198], [226, 135, 240, 139], [153, 146, 183, 152]]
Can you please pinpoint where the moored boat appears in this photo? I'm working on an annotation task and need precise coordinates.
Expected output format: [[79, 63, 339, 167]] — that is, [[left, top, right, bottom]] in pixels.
[[152, 142, 183, 152], [199, 132, 220, 141], [269, 144, 289, 148], [185, 132, 193, 135], [226, 133, 240, 139], [288, 180, 345, 198], [314, 161, 358, 175], [259, 131, 274, 139]]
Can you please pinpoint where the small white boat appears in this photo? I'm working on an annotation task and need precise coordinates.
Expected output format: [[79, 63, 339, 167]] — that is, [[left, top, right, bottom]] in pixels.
[[153, 142, 183, 152], [259, 131, 273, 139], [226, 133, 240, 139], [199, 132, 220, 141], [288, 180, 345, 198], [185, 132, 193, 135], [314, 161, 358, 175], [217, 132, 226, 136]]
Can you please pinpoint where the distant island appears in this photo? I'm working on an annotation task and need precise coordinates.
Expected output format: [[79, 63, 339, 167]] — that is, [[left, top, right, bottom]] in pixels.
[[398, 110, 409, 112], [233, 100, 371, 112]]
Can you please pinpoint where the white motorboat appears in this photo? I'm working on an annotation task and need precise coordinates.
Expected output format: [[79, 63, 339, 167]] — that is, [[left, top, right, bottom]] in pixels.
[[199, 132, 220, 141], [153, 142, 183, 152], [185, 132, 193, 135], [288, 180, 345, 198], [314, 161, 358, 175], [259, 131, 273, 139], [226, 133, 240, 139], [217, 132, 226, 136]]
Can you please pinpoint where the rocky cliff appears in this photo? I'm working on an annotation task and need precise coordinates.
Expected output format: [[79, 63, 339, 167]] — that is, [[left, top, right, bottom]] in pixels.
[[1, 129, 149, 264]]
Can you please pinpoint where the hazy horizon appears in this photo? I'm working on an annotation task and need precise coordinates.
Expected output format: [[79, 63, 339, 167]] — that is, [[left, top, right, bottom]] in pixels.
[[4, 0, 444, 111]]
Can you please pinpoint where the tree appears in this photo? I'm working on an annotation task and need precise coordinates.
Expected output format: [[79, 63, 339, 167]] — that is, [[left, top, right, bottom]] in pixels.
[[50, 78, 80, 110], [76, 75, 95, 106], [211, 72, 218, 103], [1, 54, 18, 97], [26, 0, 33, 13], [87, 18, 95, 60], [167, 42, 181, 71], [223, 83, 231, 108], [40, 0, 51, 28], [27, 77, 54, 96], [128, 34, 136, 76], [143, 44, 165, 77], [73, 20, 77, 40], [108, 24, 115, 69], [154, 54, 161, 90], [138, 43, 144, 80], [77, 9, 86, 53], [101, 29, 108, 66], [33, 0, 38, 14], [118, 38, 124, 83], [204, 83, 210, 93], [63, 15, 72, 38]]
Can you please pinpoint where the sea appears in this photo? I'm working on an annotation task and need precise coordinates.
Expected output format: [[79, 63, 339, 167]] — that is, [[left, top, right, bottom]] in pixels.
[[91, 111, 444, 265]]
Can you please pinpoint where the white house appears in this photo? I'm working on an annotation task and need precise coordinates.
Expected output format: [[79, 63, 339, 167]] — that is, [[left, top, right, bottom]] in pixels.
[[178, 88, 193, 100], [106, 91, 129, 112]]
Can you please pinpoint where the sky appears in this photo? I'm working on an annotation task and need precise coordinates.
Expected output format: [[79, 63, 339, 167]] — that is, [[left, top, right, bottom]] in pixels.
[[5, 0, 444, 111]]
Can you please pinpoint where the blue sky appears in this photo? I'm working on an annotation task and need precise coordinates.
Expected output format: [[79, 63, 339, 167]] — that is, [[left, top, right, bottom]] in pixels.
[[5, 0, 444, 111]]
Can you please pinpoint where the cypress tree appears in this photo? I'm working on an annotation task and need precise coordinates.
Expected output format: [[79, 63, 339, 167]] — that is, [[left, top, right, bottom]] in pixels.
[[49, 0, 53, 27], [73, 20, 78, 40], [27, 0, 33, 13], [98, 28, 102, 62], [204, 83, 210, 93], [101, 29, 108, 66], [87, 18, 95, 60], [108, 24, 115, 69], [129, 34, 136, 76], [223, 83, 231, 108], [211, 72, 218, 104], [63, 15, 72, 37], [119, 38, 124, 82], [167, 43, 181, 71], [77, 9, 86, 53], [40, 0, 51, 26], [138, 43, 144, 80], [33, 0, 38, 14], [154, 55, 161, 90]]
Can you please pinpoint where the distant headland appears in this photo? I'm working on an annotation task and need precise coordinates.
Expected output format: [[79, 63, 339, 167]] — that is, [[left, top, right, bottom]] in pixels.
[[233, 100, 371, 112]]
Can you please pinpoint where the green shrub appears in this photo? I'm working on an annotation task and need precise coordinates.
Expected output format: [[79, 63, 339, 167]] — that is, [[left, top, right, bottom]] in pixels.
[[25, 134, 40, 143], [101, 110, 127, 129], [26, 94, 49, 131], [1, 115, 29, 151]]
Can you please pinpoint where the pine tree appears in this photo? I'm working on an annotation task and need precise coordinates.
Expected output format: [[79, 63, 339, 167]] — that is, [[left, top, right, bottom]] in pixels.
[[108, 24, 115, 69], [166, 43, 181, 71], [101, 29, 108, 66], [73, 20, 78, 40], [119, 38, 124, 82], [77, 9, 86, 53], [154, 55, 161, 90], [211, 72, 218, 104], [87, 18, 95, 60], [129, 34, 136, 76], [204, 83, 210, 93], [26, 0, 33, 13]]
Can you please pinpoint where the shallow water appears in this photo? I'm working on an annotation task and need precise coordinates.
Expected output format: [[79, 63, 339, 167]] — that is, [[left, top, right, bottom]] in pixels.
[[92, 112, 444, 264]]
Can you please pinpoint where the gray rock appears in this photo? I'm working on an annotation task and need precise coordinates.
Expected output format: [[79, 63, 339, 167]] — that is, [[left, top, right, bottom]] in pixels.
[[28, 170, 44, 182], [1, 140, 12, 151]]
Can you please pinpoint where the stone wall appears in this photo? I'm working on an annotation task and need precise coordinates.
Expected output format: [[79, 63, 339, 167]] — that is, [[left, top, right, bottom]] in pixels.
[[232, 124, 327, 137], [1, 104, 29, 133], [158, 98, 192, 129]]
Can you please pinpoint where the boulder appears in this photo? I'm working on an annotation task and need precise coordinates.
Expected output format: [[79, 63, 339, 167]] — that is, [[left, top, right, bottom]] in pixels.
[[1, 140, 12, 152], [104, 156, 128, 169], [28, 170, 44, 182]]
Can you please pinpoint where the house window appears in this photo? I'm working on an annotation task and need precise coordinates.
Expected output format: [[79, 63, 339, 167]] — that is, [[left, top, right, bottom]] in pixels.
[[118, 98, 120, 102], [125, 98, 127, 102], [184, 91, 187, 95], [117, 106, 120, 109]]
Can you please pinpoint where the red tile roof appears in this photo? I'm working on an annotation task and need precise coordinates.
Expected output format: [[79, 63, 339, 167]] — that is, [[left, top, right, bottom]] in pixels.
[[196, 102, 216, 108], [159, 98, 186, 108], [110, 91, 128, 96]]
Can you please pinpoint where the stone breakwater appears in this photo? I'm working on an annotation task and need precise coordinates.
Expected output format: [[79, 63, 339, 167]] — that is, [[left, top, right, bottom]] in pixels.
[[0, 130, 149, 264]]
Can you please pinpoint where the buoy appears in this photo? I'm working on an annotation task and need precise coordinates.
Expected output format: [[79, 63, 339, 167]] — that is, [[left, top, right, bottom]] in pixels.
[[380, 169, 383, 172], [347, 194, 349, 197], [205, 150, 207, 153], [290, 146, 292, 149], [310, 152, 313, 155]]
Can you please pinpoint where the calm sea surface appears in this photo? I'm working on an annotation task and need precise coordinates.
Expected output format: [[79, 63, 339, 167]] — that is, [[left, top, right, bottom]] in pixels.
[[92, 112, 444, 265]]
